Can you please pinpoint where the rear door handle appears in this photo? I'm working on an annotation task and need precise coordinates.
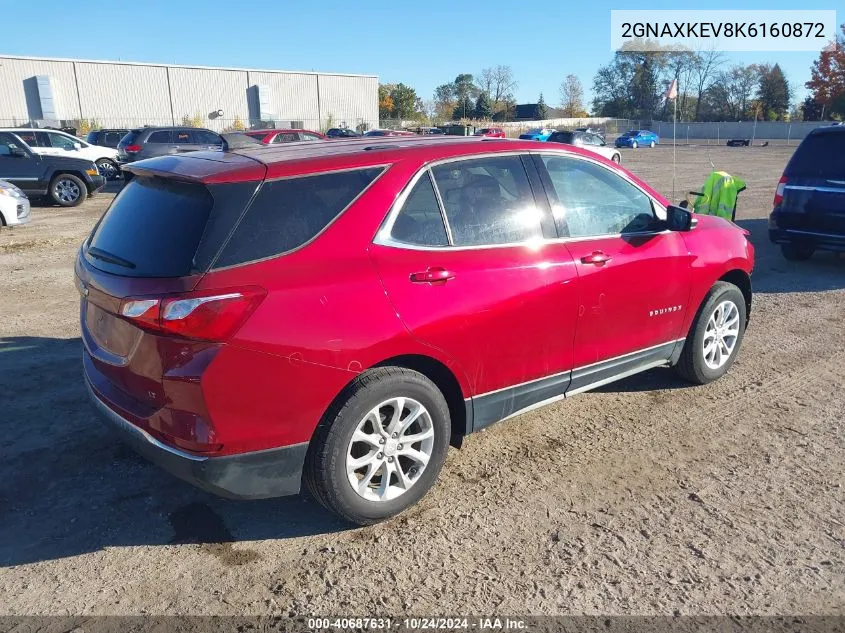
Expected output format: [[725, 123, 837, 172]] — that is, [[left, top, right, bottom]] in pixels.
[[409, 267, 455, 284], [580, 251, 612, 266]]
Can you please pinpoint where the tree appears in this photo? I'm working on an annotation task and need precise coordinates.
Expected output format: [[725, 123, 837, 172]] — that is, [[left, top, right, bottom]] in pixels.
[[690, 49, 726, 120], [801, 95, 825, 120], [701, 64, 760, 120], [433, 83, 457, 122], [592, 50, 667, 119], [390, 83, 420, 120], [474, 92, 493, 119], [535, 93, 548, 120], [478, 65, 518, 112], [378, 84, 395, 120], [806, 22, 845, 119], [453, 95, 474, 120], [757, 63, 791, 120], [453, 73, 478, 102], [559, 74, 587, 117]]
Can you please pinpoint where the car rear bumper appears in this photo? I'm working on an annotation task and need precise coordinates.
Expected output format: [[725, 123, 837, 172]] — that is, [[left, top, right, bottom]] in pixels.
[[769, 228, 845, 252], [87, 174, 106, 193], [85, 373, 308, 499]]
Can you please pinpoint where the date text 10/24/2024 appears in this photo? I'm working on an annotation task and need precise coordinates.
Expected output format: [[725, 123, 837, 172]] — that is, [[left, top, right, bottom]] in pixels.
[[307, 617, 528, 630]]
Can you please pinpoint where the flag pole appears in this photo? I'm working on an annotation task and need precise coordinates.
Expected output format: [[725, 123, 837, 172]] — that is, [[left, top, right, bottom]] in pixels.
[[672, 95, 677, 201]]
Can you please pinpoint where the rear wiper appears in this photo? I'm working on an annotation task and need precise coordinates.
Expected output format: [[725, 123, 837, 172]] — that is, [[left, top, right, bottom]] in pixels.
[[87, 247, 136, 269]]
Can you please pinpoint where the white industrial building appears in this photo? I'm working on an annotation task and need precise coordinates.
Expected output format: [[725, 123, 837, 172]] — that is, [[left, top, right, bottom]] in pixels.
[[0, 55, 378, 132]]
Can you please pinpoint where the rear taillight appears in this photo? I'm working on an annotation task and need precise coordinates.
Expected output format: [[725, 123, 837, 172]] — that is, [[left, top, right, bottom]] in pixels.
[[124, 144, 142, 153], [773, 175, 787, 207], [119, 287, 266, 341]]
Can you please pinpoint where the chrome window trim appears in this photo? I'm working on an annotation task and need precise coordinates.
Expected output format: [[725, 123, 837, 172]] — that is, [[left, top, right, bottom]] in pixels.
[[373, 149, 670, 252]]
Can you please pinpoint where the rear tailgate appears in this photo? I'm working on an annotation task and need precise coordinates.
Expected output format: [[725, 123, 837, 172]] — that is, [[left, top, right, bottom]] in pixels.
[[780, 130, 845, 235], [78, 156, 264, 421]]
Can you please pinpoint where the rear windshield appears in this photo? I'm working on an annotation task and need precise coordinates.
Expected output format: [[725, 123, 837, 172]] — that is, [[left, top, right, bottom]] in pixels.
[[118, 130, 140, 147], [213, 167, 384, 268], [786, 132, 845, 179], [550, 131, 574, 143], [86, 177, 217, 277]]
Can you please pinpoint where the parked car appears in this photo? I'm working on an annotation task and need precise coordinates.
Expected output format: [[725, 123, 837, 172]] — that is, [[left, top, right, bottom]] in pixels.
[[243, 129, 326, 144], [1, 128, 121, 180], [769, 124, 845, 260], [474, 127, 506, 138], [576, 126, 606, 140], [547, 130, 621, 163], [78, 136, 754, 525], [0, 131, 105, 206], [417, 127, 445, 135], [363, 129, 416, 137], [117, 127, 223, 170], [518, 128, 553, 141], [615, 130, 660, 148], [326, 128, 361, 138], [86, 129, 131, 149], [0, 179, 30, 228]]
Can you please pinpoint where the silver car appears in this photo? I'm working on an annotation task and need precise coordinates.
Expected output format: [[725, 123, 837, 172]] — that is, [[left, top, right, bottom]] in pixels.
[[117, 127, 224, 169], [0, 179, 31, 229]]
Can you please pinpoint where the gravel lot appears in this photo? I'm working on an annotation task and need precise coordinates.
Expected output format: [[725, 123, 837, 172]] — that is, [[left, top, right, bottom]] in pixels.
[[1, 144, 843, 617]]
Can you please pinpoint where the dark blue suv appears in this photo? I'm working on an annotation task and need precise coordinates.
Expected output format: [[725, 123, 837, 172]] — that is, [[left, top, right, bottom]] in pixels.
[[769, 125, 845, 260]]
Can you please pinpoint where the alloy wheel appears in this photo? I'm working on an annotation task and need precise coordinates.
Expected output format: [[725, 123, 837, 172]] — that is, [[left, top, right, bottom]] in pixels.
[[702, 300, 740, 370], [346, 396, 435, 502], [96, 160, 117, 179], [54, 179, 81, 203]]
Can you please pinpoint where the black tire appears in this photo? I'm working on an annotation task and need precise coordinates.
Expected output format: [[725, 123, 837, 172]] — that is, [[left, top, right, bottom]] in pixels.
[[304, 367, 451, 525], [675, 281, 747, 385], [95, 158, 119, 180], [781, 243, 814, 261], [611, 153, 621, 164], [49, 174, 87, 207]]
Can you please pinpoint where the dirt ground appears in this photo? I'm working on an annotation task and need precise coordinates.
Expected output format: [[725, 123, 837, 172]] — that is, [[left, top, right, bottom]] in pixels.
[[0, 144, 842, 617]]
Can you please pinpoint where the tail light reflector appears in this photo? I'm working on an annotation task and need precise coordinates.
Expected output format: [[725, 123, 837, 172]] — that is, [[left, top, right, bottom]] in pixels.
[[119, 287, 266, 341], [773, 176, 787, 207], [124, 144, 142, 153]]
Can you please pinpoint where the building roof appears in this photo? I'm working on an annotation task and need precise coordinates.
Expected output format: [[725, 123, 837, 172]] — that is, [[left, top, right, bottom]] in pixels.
[[0, 54, 378, 79]]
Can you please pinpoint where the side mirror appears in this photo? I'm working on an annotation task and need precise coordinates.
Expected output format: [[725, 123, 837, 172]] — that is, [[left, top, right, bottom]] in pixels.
[[666, 205, 697, 231], [73, 142, 82, 150]]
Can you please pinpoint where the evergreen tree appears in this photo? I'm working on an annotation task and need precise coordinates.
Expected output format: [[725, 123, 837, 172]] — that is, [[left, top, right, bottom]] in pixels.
[[757, 63, 791, 120], [453, 95, 474, 120], [536, 93, 548, 120], [474, 92, 493, 119]]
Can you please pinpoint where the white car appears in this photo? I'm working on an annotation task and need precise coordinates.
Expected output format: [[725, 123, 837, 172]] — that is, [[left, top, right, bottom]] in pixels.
[[0, 128, 120, 179], [0, 179, 31, 229], [547, 130, 621, 164]]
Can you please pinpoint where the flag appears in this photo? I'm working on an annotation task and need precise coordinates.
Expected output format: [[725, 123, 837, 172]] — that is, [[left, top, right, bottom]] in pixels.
[[663, 79, 678, 102]]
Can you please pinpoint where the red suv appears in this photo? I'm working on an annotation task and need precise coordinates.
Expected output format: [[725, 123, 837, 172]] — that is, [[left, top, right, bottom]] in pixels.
[[78, 137, 754, 525], [243, 129, 327, 144]]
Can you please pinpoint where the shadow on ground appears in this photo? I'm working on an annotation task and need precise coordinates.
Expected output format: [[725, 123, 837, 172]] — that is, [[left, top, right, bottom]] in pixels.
[[737, 218, 845, 293], [0, 336, 349, 567]]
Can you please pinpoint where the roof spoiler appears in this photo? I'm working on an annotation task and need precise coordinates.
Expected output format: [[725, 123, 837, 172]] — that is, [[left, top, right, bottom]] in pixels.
[[221, 132, 263, 151]]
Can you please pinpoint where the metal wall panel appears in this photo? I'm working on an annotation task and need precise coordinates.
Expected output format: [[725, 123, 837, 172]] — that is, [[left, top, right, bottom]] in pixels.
[[0, 56, 377, 132], [0, 57, 78, 123], [74, 62, 172, 127], [318, 75, 378, 130], [168, 67, 249, 131], [245, 71, 319, 126]]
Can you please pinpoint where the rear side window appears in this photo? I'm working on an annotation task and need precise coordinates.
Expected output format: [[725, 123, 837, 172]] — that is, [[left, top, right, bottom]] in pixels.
[[213, 167, 384, 268], [431, 156, 541, 246], [146, 130, 173, 144], [190, 130, 222, 145], [104, 131, 125, 146], [787, 132, 844, 179]]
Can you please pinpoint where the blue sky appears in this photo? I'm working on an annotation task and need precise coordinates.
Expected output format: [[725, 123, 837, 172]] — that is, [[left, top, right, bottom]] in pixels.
[[1, 0, 834, 108]]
